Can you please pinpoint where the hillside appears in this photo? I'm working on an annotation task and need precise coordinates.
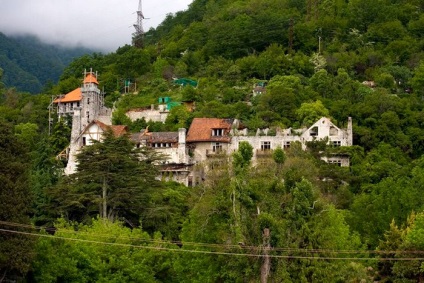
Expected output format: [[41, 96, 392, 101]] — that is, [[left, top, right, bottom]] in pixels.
[[3, 0, 424, 281], [0, 32, 94, 93]]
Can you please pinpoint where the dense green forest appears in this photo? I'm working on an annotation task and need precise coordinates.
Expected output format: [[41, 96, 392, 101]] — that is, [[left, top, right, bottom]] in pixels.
[[4, 0, 424, 281], [0, 32, 94, 93]]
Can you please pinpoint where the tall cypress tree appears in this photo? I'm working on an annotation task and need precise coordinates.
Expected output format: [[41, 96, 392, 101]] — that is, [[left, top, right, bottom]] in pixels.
[[0, 121, 34, 281]]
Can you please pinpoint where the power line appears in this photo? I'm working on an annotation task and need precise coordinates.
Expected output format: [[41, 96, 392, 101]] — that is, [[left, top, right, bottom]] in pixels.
[[1, 221, 424, 260]]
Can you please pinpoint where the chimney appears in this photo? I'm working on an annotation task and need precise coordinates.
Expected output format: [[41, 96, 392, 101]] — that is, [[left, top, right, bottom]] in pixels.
[[178, 128, 187, 163], [178, 128, 186, 145], [347, 117, 353, 146]]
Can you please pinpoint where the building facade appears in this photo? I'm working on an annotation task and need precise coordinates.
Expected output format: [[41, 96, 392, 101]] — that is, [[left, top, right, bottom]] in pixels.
[[53, 70, 112, 174]]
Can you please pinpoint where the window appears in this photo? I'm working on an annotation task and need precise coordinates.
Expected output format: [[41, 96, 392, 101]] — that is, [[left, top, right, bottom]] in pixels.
[[77, 101, 80, 107], [82, 137, 87, 146], [212, 142, 222, 153], [87, 97, 90, 104], [332, 141, 341, 147], [152, 142, 172, 148], [86, 111, 90, 120], [330, 126, 338, 136], [261, 141, 271, 151], [328, 160, 342, 166], [283, 141, 291, 149], [310, 126, 318, 137], [212, 128, 224, 136], [70, 103, 73, 110]]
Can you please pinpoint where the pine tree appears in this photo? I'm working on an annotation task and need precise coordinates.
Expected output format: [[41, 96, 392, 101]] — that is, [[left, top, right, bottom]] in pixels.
[[51, 128, 162, 224]]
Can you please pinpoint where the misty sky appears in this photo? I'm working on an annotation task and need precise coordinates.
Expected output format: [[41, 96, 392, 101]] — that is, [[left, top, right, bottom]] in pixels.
[[0, 0, 193, 52]]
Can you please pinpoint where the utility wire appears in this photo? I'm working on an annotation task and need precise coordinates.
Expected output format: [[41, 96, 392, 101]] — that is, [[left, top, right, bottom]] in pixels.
[[1, 221, 423, 259], [1, 227, 421, 261]]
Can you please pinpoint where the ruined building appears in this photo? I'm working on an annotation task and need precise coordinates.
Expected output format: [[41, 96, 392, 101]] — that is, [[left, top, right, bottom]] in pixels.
[[53, 71, 353, 186], [52, 70, 112, 174]]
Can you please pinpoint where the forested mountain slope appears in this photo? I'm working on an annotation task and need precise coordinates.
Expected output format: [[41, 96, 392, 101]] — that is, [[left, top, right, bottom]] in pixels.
[[0, 32, 94, 93], [3, 0, 424, 281]]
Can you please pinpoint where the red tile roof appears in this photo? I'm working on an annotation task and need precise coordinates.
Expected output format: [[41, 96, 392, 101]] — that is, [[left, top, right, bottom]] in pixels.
[[186, 118, 233, 143], [53, 88, 82, 103], [83, 73, 99, 85]]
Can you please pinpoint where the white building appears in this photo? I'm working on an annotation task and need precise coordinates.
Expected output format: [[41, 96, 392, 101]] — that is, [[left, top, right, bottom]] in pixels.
[[186, 117, 353, 167], [53, 70, 112, 174]]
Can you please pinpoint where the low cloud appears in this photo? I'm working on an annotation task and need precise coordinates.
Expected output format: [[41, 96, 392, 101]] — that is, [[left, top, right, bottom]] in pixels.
[[0, 0, 192, 52]]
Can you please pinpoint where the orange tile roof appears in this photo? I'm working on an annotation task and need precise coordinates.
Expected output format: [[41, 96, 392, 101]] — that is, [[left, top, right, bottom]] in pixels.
[[83, 73, 99, 85], [53, 88, 82, 103], [186, 118, 233, 143]]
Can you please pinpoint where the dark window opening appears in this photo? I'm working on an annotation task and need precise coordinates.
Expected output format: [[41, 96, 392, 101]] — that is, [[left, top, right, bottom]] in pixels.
[[330, 126, 338, 136], [310, 126, 318, 137], [261, 141, 271, 150], [212, 142, 222, 153], [332, 141, 341, 147], [212, 129, 224, 136]]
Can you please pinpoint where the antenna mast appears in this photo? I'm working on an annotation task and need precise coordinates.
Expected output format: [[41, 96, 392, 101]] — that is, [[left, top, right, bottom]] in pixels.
[[132, 0, 145, 48]]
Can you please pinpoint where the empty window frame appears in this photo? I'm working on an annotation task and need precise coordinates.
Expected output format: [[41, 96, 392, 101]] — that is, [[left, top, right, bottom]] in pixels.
[[328, 160, 342, 166], [212, 128, 224, 136], [329, 126, 338, 136], [310, 126, 318, 137], [212, 142, 222, 153], [332, 140, 341, 147], [261, 141, 271, 151]]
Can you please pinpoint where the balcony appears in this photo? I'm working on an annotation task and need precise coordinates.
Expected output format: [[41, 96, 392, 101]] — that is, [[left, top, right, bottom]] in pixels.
[[256, 149, 273, 157], [206, 149, 225, 157]]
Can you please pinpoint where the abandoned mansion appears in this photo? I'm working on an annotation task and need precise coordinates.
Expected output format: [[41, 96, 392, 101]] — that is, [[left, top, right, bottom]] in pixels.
[[53, 71, 353, 186]]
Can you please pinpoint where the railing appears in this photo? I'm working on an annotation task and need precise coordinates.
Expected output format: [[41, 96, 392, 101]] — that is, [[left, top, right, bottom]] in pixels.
[[256, 149, 273, 157], [206, 149, 225, 157]]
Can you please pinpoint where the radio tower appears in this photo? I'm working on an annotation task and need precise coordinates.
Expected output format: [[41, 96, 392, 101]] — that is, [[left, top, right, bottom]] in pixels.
[[132, 0, 144, 48]]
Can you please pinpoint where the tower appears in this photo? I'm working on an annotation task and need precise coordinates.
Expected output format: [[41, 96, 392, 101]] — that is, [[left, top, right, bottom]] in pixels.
[[132, 0, 145, 48], [81, 69, 102, 129], [52, 69, 111, 175]]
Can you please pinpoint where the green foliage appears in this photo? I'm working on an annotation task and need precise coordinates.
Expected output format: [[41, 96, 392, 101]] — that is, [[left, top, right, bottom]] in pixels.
[[50, 129, 162, 223], [5, 0, 424, 280], [164, 105, 192, 131], [296, 100, 330, 127], [273, 146, 286, 175], [0, 121, 35, 281], [232, 141, 253, 174], [14, 122, 39, 152], [32, 218, 178, 282], [48, 119, 71, 155]]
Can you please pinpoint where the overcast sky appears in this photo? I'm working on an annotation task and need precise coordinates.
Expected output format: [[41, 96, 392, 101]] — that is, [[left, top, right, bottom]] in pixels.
[[0, 0, 193, 52]]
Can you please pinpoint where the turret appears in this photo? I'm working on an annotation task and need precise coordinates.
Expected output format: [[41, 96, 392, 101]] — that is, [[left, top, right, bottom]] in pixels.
[[81, 69, 102, 127]]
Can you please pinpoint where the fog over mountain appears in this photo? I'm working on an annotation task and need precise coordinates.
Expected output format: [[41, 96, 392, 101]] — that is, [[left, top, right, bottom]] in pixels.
[[0, 0, 192, 52]]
